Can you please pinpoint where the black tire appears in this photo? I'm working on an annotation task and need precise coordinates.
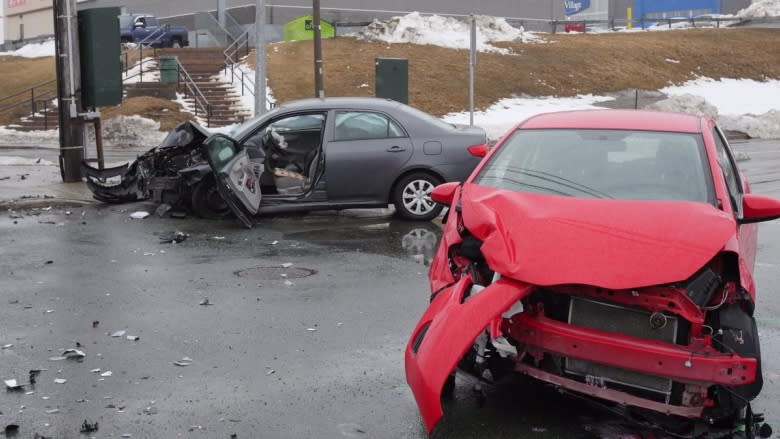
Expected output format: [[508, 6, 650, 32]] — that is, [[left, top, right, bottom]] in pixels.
[[392, 172, 444, 221], [190, 175, 231, 219]]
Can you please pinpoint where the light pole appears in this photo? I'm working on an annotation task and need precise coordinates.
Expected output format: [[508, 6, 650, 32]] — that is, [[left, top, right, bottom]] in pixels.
[[313, 0, 324, 98], [254, 0, 267, 115]]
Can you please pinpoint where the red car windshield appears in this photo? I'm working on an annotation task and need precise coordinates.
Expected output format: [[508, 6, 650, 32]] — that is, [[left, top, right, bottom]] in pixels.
[[475, 129, 715, 203]]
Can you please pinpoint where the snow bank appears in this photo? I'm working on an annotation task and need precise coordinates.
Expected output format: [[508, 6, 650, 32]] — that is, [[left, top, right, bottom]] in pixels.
[[351, 12, 540, 53], [737, 0, 780, 18], [0, 126, 58, 145], [442, 95, 614, 141], [93, 115, 167, 147], [661, 78, 780, 115], [646, 94, 719, 119], [0, 39, 55, 58], [657, 78, 780, 138]]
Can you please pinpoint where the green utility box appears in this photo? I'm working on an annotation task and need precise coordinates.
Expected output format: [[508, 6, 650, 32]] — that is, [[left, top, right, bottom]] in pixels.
[[78, 7, 122, 108], [283, 15, 335, 41], [159, 56, 179, 84], [375, 58, 408, 104]]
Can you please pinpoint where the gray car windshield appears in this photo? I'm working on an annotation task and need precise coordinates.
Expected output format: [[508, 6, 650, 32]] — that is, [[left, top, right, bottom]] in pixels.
[[475, 129, 714, 203]]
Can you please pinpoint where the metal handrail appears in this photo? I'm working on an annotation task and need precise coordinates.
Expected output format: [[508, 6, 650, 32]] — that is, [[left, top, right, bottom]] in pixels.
[[0, 79, 58, 128], [175, 61, 213, 127], [223, 25, 274, 109]]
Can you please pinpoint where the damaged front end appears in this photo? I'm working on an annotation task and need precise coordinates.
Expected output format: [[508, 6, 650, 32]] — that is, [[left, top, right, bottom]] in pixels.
[[406, 184, 768, 437], [82, 121, 211, 207]]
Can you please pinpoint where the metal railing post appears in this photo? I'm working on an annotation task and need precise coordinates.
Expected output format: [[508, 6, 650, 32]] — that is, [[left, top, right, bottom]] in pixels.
[[30, 88, 35, 115], [241, 71, 245, 96]]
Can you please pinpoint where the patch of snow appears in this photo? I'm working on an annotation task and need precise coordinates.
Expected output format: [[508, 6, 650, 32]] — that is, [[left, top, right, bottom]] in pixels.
[[91, 115, 167, 148], [737, 0, 780, 18], [123, 58, 159, 84], [0, 39, 55, 58], [661, 78, 780, 116], [665, 58, 680, 64], [646, 94, 719, 118], [442, 95, 614, 141], [0, 126, 59, 145], [0, 156, 55, 166], [720, 111, 780, 139], [351, 12, 541, 54]]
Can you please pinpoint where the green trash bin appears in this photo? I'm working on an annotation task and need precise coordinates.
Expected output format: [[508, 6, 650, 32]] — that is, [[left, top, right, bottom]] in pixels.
[[159, 56, 179, 84]]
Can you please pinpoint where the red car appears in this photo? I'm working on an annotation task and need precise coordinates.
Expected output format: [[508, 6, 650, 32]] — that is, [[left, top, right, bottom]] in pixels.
[[405, 110, 780, 437]]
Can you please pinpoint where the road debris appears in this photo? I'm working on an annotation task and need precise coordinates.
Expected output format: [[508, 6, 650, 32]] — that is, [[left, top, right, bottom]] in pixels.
[[80, 420, 99, 433], [45, 409, 60, 414], [266, 369, 275, 376], [90, 368, 101, 373], [199, 298, 213, 306], [29, 370, 41, 385], [62, 349, 86, 360], [284, 280, 294, 286], [92, 320, 100, 328], [53, 378, 66, 384], [127, 335, 140, 341], [100, 371, 113, 377], [143, 405, 158, 415], [271, 240, 279, 245], [159, 231, 189, 243], [4, 379, 24, 391], [1, 344, 13, 349], [281, 262, 293, 268], [111, 330, 126, 337], [173, 357, 193, 367], [337, 423, 367, 437], [306, 327, 318, 332], [130, 211, 150, 219]]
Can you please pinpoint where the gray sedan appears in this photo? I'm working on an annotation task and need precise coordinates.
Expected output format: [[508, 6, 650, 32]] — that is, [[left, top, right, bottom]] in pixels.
[[83, 97, 487, 226], [201, 97, 487, 226]]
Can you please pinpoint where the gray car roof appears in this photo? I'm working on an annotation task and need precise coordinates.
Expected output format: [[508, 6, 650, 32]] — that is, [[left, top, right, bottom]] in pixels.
[[275, 97, 405, 112]]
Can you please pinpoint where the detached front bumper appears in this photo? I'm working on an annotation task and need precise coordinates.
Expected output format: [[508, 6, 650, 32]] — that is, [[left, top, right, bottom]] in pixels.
[[82, 161, 149, 203], [404, 277, 532, 433]]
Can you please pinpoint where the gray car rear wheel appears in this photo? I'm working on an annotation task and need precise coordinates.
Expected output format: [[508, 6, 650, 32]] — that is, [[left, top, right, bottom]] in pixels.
[[393, 172, 443, 221]]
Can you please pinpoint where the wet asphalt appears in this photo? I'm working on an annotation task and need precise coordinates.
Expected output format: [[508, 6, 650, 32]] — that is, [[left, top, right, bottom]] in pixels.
[[1, 139, 780, 439]]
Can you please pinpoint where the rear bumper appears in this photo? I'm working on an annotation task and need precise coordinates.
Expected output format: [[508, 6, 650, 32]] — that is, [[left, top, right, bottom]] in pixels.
[[508, 312, 757, 387]]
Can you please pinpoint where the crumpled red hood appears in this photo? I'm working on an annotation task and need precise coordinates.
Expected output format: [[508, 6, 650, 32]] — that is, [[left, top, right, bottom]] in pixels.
[[460, 183, 736, 290]]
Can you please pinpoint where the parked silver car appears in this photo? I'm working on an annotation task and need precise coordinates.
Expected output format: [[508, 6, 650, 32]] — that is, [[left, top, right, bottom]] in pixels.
[[83, 97, 487, 226]]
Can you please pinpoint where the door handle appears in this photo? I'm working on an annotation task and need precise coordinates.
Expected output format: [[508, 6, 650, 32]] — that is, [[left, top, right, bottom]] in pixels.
[[387, 145, 406, 152]]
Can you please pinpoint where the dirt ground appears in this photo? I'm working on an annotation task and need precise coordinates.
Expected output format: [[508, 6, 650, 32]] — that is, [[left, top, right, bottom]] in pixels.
[[1, 28, 779, 125]]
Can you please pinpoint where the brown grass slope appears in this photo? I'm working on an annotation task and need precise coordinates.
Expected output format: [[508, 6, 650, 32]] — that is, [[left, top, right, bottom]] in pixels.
[[265, 28, 780, 116]]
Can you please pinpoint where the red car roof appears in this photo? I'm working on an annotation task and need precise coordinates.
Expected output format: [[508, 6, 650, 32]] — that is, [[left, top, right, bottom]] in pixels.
[[518, 109, 702, 133]]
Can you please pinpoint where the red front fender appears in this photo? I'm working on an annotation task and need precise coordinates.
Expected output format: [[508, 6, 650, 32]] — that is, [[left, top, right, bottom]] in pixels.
[[404, 277, 532, 433]]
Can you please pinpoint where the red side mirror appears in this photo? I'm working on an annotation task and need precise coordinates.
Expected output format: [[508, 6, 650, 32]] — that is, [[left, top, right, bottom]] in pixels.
[[431, 182, 460, 207], [742, 193, 780, 224]]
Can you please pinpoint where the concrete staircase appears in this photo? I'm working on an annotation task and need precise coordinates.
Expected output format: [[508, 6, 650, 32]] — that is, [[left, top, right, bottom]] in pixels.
[[158, 47, 252, 127], [3, 47, 251, 132]]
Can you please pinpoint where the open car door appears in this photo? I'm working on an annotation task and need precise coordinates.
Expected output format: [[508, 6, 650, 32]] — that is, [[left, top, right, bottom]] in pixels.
[[200, 134, 262, 228]]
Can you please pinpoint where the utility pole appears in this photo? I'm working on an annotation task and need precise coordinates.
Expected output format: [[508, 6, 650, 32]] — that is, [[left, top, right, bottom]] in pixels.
[[313, 0, 324, 98], [53, 0, 85, 182], [217, 0, 226, 30], [254, 0, 267, 115], [469, 15, 476, 126]]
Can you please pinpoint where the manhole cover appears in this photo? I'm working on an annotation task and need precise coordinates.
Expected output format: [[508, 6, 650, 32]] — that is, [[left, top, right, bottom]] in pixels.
[[234, 266, 317, 280]]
